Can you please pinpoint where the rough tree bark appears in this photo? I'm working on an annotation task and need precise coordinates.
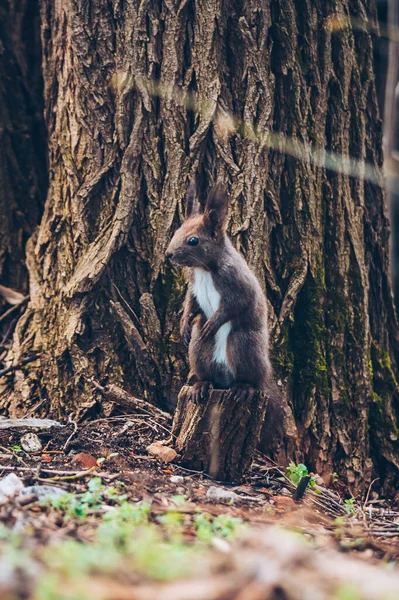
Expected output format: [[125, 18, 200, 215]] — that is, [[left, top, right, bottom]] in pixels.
[[1, 0, 399, 491]]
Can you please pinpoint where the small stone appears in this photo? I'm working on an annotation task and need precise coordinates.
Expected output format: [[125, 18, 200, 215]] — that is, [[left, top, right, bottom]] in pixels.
[[279, 487, 291, 496], [19, 485, 66, 502], [170, 475, 184, 484], [20, 433, 42, 453], [206, 486, 239, 503], [313, 474, 325, 486], [0, 473, 24, 504], [274, 495, 295, 510], [146, 441, 177, 463], [211, 537, 231, 553]]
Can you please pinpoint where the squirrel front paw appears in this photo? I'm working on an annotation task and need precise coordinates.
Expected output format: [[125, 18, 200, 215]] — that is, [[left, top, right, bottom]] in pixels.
[[199, 318, 218, 341], [180, 316, 192, 347], [190, 381, 211, 404]]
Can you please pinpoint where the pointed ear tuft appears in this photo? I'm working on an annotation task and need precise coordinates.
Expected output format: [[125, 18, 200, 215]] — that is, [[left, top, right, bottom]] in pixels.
[[186, 178, 200, 217], [204, 180, 229, 236]]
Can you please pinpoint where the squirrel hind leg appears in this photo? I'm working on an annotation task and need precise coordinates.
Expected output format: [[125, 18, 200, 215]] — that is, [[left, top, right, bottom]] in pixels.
[[187, 370, 198, 385], [227, 329, 271, 390], [230, 383, 255, 401]]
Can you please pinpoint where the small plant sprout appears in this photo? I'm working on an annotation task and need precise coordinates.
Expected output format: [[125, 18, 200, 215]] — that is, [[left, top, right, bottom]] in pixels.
[[344, 498, 356, 516], [194, 513, 244, 542], [286, 462, 316, 487]]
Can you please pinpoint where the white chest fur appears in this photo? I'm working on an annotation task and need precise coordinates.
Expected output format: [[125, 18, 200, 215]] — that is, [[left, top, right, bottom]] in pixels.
[[192, 268, 232, 366]]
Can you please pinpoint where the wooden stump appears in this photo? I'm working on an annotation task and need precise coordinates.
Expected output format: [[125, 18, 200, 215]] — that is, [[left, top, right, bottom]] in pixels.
[[172, 385, 269, 483]]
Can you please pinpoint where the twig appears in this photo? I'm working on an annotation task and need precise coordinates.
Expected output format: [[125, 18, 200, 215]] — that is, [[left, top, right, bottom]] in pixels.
[[363, 477, 380, 510], [0, 317, 17, 348], [23, 398, 47, 419], [0, 298, 28, 324], [63, 413, 78, 451], [112, 283, 140, 326], [0, 353, 41, 377], [0, 445, 29, 466], [39, 466, 97, 482], [0, 464, 98, 477]]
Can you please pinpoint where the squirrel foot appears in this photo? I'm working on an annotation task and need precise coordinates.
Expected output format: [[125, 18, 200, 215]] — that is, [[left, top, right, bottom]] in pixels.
[[231, 384, 255, 402], [190, 381, 211, 404]]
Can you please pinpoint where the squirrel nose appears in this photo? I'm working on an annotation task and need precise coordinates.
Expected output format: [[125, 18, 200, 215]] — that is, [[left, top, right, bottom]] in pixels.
[[165, 247, 174, 259]]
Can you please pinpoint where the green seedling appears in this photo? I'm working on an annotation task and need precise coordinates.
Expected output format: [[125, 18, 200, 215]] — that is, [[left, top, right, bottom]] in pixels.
[[194, 512, 243, 542], [46, 478, 128, 518], [344, 498, 356, 516], [286, 462, 316, 487]]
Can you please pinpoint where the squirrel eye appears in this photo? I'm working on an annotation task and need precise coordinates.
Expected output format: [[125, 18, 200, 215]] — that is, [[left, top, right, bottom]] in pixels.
[[187, 236, 199, 246]]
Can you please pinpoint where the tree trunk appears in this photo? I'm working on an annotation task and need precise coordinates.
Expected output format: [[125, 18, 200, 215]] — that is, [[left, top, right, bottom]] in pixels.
[[172, 385, 269, 482], [0, 0, 47, 293], [1, 0, 399, 492]]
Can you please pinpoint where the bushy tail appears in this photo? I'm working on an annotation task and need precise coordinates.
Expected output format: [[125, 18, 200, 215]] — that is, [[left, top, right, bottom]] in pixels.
[[259, 378, 287, 453]]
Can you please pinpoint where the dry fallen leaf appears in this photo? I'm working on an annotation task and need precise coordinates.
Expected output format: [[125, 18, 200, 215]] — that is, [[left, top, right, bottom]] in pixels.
[[73, 452, 98, 469], [146, 441, 177, 463], [0, 284, 26, 305]]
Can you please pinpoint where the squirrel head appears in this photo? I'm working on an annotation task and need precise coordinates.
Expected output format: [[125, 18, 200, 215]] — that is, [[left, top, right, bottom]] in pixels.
[[166, 179, 229, 268]]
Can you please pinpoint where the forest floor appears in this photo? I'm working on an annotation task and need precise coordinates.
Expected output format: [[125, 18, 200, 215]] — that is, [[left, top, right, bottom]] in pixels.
[[0, 404, 398, 599]]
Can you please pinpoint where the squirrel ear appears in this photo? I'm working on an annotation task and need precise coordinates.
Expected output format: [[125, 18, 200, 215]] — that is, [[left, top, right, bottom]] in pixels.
[[186, 179, 200, 217], [204, 180, 229, 236]]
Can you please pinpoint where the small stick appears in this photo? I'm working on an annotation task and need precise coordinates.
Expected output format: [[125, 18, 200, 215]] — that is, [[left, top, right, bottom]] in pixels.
[[0, 298, 28, 324], [23, 398, 47, 419], [39, 466, 97, 482], [0, 317, 17, 348], [0, 445, 28, 466], [363, 477, 380, 510], [0, 464, 97, 477], [17, 493, 38, 506], [63, 413, 78, 451], [0, 353, 41, 377]]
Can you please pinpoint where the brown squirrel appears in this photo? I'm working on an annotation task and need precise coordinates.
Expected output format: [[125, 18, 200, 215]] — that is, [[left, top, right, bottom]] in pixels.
[[166, 180, 283, 422]]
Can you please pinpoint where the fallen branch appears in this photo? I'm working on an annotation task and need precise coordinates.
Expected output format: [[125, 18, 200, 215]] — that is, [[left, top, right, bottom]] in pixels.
[[92, 381, 171, 421]]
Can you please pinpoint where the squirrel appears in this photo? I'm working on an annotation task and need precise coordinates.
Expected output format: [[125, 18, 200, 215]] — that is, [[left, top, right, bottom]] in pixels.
[[166, 179, 284, 430]]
